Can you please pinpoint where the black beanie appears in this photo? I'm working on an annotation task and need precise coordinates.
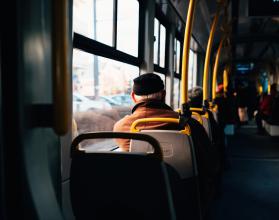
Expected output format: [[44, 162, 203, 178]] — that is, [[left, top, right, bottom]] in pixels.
[[133, 73, 164, 95]]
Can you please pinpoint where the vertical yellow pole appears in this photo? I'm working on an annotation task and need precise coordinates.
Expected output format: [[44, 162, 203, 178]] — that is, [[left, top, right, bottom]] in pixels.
[[223, 67, 229, 93], [181, 0, 196, 105], [202, 3, 223, 103], [212, 37, 224, 100]]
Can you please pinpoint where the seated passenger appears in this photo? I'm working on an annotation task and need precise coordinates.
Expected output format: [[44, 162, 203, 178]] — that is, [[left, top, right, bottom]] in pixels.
[[255, 83, 278, 133], [188, 86, 203, 108], [188, 86, 226, 195], [113, 73, 179, 151], [114, 77, 219, 214], [214, 84, 237, 129]]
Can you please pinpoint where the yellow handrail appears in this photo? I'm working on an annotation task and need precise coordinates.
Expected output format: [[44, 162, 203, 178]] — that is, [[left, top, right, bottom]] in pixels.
[[223, 67, 229, 93], [52, 0, 70, 135], [181, 0, 196, 105], [191, 112, 203, 125], [212, 37, 224, 100], [130, 118, 190, 135], [202, 2, 223, 102], [190, 108, 209, 119], [190, 107, 203, 112]]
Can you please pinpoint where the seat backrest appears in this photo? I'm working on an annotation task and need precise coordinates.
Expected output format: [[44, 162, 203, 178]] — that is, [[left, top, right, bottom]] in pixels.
[[70, 152, 176, 220], [201, 115, 212, 141], [130, 130, 203, 219], [70, 132, 176, 220], [191, 110, 213, 141], [130, 130, 198, 179]]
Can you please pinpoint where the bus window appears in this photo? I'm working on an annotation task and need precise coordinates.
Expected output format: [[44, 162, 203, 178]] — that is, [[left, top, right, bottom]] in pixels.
[[174, 38, 181, 74], [73, 0, 114, 46], [154, 18, 166, 68], [72, 48, 139, 149], [173, 78, 180, 109], [188, 49, 197, 90], [117, 0, 139, 56], [159, 24, 166, 67]]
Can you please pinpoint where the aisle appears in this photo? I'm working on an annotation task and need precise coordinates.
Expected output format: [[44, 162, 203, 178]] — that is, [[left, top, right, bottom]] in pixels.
[[208, 125, 279, 220]]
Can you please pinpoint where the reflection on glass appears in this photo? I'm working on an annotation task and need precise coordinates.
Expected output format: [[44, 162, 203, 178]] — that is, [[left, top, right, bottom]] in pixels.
[[117, 0, 139, 56], [159, 24, 166, 67], [154, 18, 159, 64], [73, 0, 113, 46]]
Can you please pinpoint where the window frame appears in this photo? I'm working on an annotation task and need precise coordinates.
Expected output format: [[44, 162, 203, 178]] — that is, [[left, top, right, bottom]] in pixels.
[[153, 7, 169, 74], [73, 0, 143, 64]]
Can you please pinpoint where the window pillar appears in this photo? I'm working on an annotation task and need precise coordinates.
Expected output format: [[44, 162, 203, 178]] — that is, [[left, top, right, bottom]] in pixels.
[[140, 0, 155, 74]]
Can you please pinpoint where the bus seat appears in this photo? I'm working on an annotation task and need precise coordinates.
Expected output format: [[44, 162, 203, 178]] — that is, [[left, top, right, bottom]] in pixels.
[[212, 111, 218, 122], [191, 112, 203, 125], [130, 130, 202, 220], [191, 109, 213, 141], [70, 132, 176, 220], [263, 120, 279, 136], [130, 130, 198, 179], [201, 116, 213, 141]]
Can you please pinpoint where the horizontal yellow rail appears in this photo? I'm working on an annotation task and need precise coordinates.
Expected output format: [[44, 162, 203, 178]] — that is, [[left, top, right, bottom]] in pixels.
[[190, 108, 209, 119], [190, 107, 203, 112], [130, 118, 190, 135]]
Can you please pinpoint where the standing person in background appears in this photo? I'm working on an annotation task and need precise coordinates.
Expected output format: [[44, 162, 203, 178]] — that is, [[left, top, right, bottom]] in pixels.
[[247, 80, 258, 121], [255, 83, 277, 134], [255, 83, 278, 134], [236, 82, 249, 125]]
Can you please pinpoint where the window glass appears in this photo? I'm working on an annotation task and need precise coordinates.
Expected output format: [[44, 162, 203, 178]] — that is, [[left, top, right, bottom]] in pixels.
[[153, 19, 159, 64], [174, 38, 181, 73], [176, 40, 181, 73], [159, 24, 166, 67], [173, 78, 180, 109], [117, 0, 139, 56], [174, 39, 177, 73], [73, 49, 139, 149], [188, 49, 197, 89], [73, 0, 113, 46]]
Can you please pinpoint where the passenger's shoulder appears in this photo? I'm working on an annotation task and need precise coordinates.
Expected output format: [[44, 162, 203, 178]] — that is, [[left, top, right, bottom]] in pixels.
[[113, 115, 132, 131]]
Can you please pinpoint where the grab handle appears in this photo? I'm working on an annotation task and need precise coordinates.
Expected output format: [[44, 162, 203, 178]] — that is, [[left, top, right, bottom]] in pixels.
[[130, 118, 190, 135], [71, 132, 163, 160]]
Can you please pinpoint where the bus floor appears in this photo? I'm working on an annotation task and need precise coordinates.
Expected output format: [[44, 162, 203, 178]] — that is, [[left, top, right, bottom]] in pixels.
[[208, 121, 279, 220]]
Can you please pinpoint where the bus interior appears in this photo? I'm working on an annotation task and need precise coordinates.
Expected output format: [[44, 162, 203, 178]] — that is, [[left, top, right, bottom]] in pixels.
[[1, 0, 279, 219]]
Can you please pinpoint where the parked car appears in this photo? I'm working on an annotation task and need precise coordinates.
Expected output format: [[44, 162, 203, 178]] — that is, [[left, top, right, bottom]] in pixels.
[[109, 94, 133, 106], [98, 96, 122, 106], [73, 93, 112, 112]]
